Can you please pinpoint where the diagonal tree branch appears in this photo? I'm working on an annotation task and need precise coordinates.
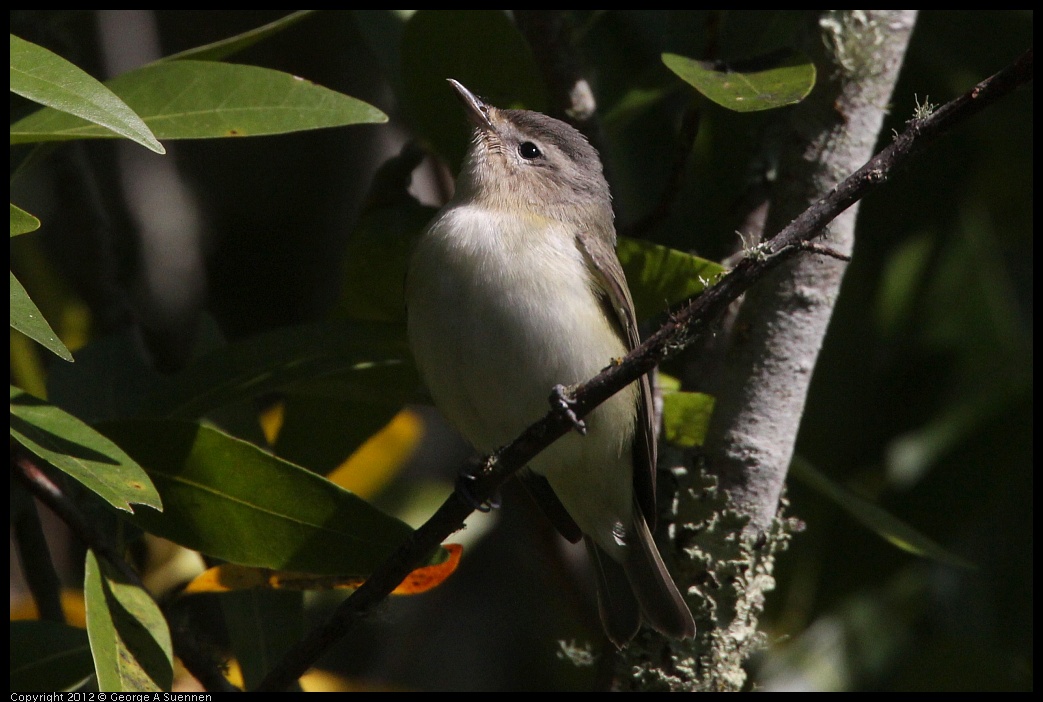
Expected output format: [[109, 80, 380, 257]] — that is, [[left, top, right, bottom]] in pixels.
[[256, 46, 1032, 692]]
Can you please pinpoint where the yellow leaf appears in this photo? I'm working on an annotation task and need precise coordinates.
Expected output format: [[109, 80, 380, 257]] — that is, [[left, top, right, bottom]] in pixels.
[[9, 589, 86, 627], [327, 407, 424, 498], [183, 544, 462, 596], [258, 400, 285, 446]]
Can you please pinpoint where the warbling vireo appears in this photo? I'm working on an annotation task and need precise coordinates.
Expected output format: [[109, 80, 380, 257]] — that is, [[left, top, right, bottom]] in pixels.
[[406, 80, 695, 646]]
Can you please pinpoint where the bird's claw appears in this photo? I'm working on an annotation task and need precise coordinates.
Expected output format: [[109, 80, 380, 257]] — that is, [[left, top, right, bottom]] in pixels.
[[550, 384, 587, 435], [455, 455, 501, 512]]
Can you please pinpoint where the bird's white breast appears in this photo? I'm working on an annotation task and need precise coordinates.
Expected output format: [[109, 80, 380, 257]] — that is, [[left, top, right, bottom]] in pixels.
[[407, 204, 638, 553]]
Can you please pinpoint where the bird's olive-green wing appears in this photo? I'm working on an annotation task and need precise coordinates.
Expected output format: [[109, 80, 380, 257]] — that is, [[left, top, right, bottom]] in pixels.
[[574, 230, 658, 527]]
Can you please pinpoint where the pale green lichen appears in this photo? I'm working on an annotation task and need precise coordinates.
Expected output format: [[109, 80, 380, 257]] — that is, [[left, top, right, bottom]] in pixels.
[[616, 467, 801, 691], [819, 10, 885, 78], [556, 639, 597, 668]]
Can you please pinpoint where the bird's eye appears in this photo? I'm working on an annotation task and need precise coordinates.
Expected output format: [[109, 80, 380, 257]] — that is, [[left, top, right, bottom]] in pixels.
[[518, 141, 542, 160]]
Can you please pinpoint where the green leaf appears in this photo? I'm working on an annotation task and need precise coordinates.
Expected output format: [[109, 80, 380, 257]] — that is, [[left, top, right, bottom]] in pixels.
[[10, 34, 165, 153], [145, 320, 414, 419], [339, 212, 420, 320], [286, 359, 420, 406], [10, 386, 163, 513], [602, 86, 671, 132], [662, 391, 716, 448], [338, 145, 435, 322], [790, 455, 976, 569], [9, 621, 93, 693], [663, 48, 816, 113], [401, 10, 545, 166], [12, 60, 387, 143], [47, 329, 163, 424], [10, 272, 73, 362], [160, 10, 317, 63], [84, 551, 173, 692], [617, 237, 726, 322], [222, 590, 302, 690], [10, 203, 41, 236], [101, 420, 419, 575], [885, 377, 1026, 490]]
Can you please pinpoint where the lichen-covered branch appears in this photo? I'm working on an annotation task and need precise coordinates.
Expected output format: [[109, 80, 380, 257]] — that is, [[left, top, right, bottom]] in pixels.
[[623, 11, 920, 690], [705, 10, 919, 533]]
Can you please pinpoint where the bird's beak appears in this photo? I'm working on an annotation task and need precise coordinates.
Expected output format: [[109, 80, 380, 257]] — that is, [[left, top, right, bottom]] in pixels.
[[447, 79, 494, 130]]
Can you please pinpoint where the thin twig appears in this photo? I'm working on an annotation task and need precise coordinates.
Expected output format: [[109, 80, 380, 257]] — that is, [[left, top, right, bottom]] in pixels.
[[11, 481, 66, 624], [788, 240, 853, 262]]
